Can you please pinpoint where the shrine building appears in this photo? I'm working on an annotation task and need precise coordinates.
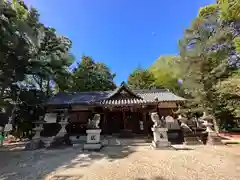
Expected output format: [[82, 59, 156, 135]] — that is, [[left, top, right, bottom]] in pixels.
[[44, 82, 185, 141]]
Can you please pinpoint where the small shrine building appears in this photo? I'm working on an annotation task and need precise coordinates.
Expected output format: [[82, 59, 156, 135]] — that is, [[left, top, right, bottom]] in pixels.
[[44, 82, 185, 139]]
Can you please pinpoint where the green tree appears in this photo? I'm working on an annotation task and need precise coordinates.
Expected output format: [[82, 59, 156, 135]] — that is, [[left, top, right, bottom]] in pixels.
[[178, 1, 240, 129], [0, 0, 74, 131], [149, 56, 182, 92], [0, 0, 74, 99], [70, 56, 116, 91], [0, 0, 36, 100], [127, 67, 156, 89]]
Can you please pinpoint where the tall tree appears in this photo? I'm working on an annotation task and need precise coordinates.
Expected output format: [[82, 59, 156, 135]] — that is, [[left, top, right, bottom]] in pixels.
[[0, 0, 74, 99], [0, 0, 36, 100], [70, 56, 116, 91], [179, 1, 240, 128], [127, 67, 156, 89], [0, 0, 74, 130], [149, 56, 182, 92]]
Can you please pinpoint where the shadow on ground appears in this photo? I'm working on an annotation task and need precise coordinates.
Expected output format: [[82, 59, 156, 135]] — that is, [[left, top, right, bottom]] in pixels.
[[0, 141, 136, 180]]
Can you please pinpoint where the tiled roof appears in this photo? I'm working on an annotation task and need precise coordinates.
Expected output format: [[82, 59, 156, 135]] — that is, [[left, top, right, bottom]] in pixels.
[[138, 91, 185, 102], [100, 98, 148, 105], [45, 83, 185, 106], [45, 92, 109, 105]]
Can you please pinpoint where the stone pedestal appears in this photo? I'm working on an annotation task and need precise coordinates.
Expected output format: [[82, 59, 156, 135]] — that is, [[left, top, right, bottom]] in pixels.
[[25, 123, 45, 150], [151, 127, 171, 149], [83, 129, 102, 151]]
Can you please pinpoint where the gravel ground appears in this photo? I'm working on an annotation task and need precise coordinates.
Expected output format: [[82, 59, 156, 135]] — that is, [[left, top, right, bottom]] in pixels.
[[0, 143, 240, 180]]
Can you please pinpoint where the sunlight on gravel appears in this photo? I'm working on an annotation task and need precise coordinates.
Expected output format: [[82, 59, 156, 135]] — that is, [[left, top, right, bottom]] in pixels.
[[0, 144, 240, 180]]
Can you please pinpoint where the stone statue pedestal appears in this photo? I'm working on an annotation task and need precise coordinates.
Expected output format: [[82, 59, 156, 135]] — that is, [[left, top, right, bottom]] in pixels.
[[151, 127, 171, 149], [83, 129, 102, 151], [25, 122, 45, 150]]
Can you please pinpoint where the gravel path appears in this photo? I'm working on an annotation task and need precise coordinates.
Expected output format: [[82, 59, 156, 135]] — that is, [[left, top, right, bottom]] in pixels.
[[0, 144, 240, 180]]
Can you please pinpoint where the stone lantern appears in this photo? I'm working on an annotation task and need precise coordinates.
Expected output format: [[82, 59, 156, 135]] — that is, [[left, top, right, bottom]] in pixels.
[[25, 116, 45, 150], [32, 119, 45, 140]]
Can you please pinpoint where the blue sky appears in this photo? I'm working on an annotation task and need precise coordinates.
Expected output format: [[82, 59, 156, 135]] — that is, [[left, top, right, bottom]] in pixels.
[[25, 0, 214, 85]]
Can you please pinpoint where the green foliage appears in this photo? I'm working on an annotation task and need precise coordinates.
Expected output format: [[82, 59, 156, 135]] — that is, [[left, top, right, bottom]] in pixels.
[[127, 67, 155, 89], [198, 4, 218, 18], [216, 71, 240, 117], [0, 0, 74, 132], [178, 0, 240, 129], [149, 56, 182, 92], [234, 37, 240, 54], [0, 0, 37, 100], [70, 56, 116, 92], [218, 0, 240, 20]]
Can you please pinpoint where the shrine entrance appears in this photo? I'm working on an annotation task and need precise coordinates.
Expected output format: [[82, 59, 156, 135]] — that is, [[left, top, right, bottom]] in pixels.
[[103, 108, 146, 135]]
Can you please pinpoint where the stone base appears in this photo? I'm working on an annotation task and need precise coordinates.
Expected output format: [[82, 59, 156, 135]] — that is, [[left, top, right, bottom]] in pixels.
[[25, 139, 45, 150], [83, 143, 103, 151], [47, 135, 73, 149], [151, 140, 172, 149]]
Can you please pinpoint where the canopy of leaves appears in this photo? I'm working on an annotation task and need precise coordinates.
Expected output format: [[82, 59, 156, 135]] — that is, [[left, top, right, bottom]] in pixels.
[[216, 71, 240, 117], [0, 0, 74, 132], [70, 56, 116, 92], [198, 4, 218, 18], [127, 67, 155, 89], [178, 0, 240, 128], [218, 0, 240, 20], [149, 56, 182, 92]]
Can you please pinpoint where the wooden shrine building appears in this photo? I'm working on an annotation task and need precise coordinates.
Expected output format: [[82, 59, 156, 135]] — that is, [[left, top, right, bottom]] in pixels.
[[44, 82, 185, 138]]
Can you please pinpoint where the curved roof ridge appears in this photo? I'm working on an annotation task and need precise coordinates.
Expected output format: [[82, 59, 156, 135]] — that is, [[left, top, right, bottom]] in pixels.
[[107, 81, 143, 99]]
